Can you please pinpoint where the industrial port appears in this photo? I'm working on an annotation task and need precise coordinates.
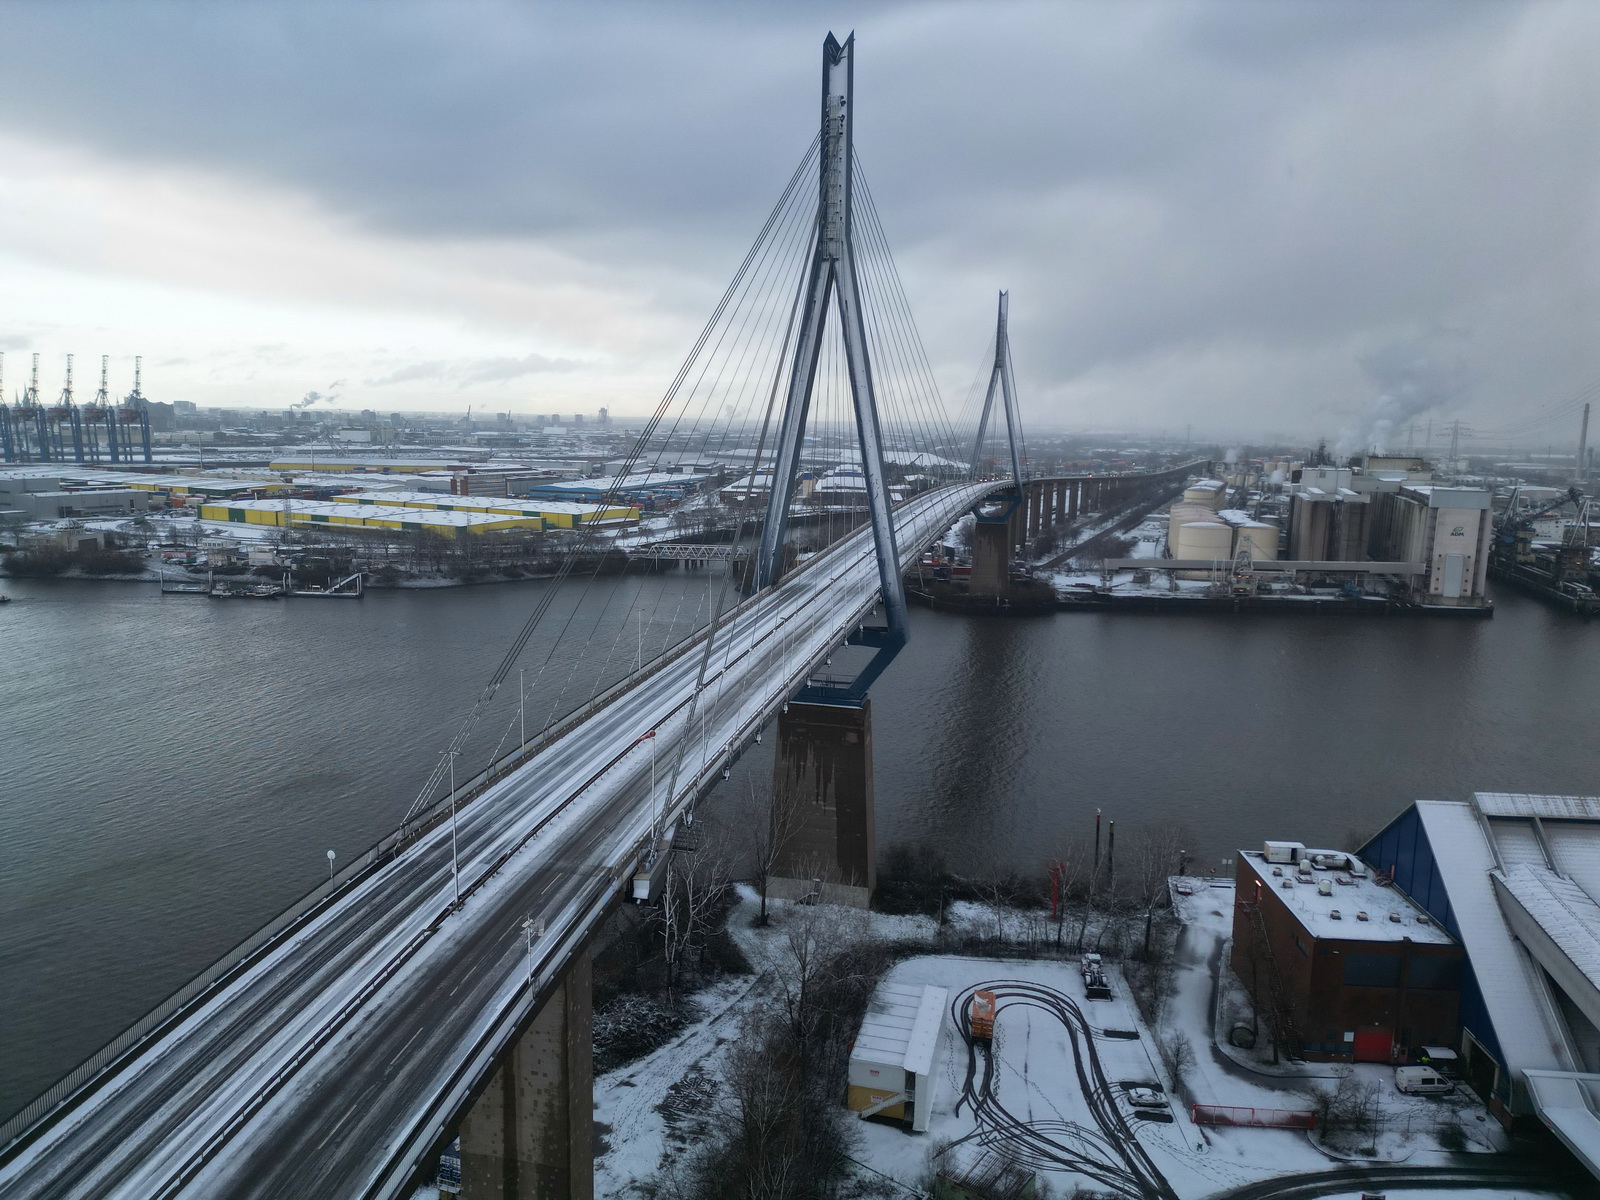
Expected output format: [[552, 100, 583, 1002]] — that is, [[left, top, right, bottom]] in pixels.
[[5, 387, 1599, 627]]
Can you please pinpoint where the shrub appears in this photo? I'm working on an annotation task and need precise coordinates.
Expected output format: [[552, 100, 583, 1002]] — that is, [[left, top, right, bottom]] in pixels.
[[2, 547, 70, 576]]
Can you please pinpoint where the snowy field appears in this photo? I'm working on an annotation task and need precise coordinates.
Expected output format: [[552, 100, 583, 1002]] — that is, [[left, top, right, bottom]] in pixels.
[[583, 883, 1563, 1199]]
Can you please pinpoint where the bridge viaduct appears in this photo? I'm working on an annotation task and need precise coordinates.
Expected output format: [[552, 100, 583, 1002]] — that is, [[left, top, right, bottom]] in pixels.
[[0, 23, 1210, 1196]]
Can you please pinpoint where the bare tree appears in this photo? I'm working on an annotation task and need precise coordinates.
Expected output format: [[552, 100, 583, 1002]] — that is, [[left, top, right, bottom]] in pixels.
[[1132, 824, 1192, 958], [748, 777, 808, 927], [1049, 838, 1093, 949], [656, 830, 734, 994]]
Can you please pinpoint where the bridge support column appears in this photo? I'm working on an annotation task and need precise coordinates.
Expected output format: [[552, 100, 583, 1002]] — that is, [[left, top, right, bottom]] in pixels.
[[769, 698, 876, 908], [460, 950, 593, 1200], [969, 516, 1015, 599], [1069, 481, 1080, 520]]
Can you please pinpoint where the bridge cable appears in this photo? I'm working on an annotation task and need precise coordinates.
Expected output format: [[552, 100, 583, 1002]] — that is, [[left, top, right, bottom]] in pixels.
[[403, 134, 822, 821]]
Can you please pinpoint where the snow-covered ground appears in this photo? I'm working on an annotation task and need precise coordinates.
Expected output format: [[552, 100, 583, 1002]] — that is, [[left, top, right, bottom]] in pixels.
[[591, 883, 1534, 1199]]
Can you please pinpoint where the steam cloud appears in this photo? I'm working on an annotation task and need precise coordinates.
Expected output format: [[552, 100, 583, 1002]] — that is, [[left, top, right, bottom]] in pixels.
[[293, 380, 344, 410], [1340, 336, 1469, 456]]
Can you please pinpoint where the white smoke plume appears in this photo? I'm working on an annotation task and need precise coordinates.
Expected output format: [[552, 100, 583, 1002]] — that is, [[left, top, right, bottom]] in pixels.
[[1339, 336, 1469, 456]]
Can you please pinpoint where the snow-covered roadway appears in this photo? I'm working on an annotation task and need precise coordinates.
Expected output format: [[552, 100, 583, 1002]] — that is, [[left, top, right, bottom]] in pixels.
[[0, 481, 998, 1200]]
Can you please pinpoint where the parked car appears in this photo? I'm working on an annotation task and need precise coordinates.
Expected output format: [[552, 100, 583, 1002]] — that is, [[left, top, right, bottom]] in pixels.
[[1395, 1065, 1454, 1095]]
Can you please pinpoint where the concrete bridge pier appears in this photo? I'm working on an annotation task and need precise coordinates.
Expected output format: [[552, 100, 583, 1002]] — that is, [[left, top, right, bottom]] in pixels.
[[768, 697, 876, 908], [460, 949, 594, 1200], [969, 511, 1018, 599]]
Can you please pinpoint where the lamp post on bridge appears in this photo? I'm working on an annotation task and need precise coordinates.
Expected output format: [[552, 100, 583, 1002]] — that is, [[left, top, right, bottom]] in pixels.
[[449, 749, 461, 906], [521, 916, 543, 989]]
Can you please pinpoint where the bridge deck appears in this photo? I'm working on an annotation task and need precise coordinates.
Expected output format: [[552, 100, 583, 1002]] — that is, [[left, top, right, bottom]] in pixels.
[[0, 481, 997, 1200]]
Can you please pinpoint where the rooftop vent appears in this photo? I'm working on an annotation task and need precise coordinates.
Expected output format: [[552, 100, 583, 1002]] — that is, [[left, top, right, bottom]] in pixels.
[[1330, 910, 1342, 920], [1389, 912, 1402, 923], [1318, 879, 1333, 896], [1281, 879, 1294, 889], [1272, 867, 1283, 877], [1336, 875, 1354, 886], [1357, 911, 1370, 921], [1417, 915, 1431, 925]]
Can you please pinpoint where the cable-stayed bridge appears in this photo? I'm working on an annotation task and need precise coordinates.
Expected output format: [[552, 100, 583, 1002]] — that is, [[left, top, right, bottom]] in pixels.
[[0, 33, 1200, 1200]]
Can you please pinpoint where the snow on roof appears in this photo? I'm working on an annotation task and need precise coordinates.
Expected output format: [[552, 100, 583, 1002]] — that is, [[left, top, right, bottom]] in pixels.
[[1414, 801, 1571, 1076], [1522, 1071, 1600, 1178], [1496, 865, 1600, 995], [1477, 793, 1600, 822], [1238, 850, 1454, 944], [850, 983, 947, 1077]]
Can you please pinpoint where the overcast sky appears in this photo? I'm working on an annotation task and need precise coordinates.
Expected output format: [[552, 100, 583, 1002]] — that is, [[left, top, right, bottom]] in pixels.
[[0, 1, 1595, 446]]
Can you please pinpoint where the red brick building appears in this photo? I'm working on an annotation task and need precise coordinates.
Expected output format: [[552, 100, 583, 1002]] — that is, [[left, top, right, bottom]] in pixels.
[[1232, 840, 1464, 1063]]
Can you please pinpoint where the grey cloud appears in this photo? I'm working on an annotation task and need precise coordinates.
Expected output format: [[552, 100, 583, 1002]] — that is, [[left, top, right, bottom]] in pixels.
[[0, 336, 33, 352], [367, 353, 581, 388], [0, 1, 1594, 438]]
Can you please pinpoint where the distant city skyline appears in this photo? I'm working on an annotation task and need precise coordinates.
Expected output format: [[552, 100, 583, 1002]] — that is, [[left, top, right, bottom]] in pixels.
[[0, 2, 1595, 452]]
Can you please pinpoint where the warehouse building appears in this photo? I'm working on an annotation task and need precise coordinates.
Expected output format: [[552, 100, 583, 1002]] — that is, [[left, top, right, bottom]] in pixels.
[[1360, 793, 1600, 1176], [1232, 842, 1463, 1064], [195, 499, 545, 538], [847, 982, 947, 1132], [330, 491, 637, 529], [522, 471, 714, 507], [0, 480, 148, 520]]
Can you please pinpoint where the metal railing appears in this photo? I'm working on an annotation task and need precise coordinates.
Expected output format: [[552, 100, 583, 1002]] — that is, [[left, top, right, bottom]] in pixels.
[[0, 481, 991, 1157]]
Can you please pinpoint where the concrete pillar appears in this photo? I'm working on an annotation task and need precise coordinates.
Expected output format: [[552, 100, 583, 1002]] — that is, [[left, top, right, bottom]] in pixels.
[[460, 950, 594, 1200], [769, 699, 876, 908], [969, 518, 1013, 598], [1069, 481, 1080, 520]]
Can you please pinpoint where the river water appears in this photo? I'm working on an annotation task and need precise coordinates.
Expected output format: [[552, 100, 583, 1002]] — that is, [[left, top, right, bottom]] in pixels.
[[2, 573, 1597, 1118]]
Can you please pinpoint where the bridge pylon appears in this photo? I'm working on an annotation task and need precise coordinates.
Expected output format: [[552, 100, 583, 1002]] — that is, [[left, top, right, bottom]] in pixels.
[[969, 291, 1028, 597], [754, 32, 906, 669], [969, 290, 1025, 488]]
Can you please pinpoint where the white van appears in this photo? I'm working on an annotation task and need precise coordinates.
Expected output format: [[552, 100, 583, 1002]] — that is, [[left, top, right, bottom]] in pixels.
[[1395, 1066, 1454, 1095]]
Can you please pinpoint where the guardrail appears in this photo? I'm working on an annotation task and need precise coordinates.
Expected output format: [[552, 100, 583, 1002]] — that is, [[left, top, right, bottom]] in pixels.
[[0, 482, 990, 1160]]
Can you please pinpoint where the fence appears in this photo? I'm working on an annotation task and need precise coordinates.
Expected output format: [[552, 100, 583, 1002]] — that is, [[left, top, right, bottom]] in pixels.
[[1191, 1104, 1316, 1130]]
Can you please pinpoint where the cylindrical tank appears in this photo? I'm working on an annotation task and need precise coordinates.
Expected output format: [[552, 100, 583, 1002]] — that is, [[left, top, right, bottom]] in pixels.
[[1175, 520, 1232, 561], [1183, 485, 1223, 509], [1166, 504, 1208, 555], [1237, 520, 1280, 561]]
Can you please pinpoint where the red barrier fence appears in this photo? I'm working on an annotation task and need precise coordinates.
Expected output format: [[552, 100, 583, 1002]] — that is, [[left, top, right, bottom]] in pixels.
[[1191, 1104, 1316, 1130]]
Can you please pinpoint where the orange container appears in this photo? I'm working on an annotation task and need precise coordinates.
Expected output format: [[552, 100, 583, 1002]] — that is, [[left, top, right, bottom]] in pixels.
[[970, 990, 996, 1040]]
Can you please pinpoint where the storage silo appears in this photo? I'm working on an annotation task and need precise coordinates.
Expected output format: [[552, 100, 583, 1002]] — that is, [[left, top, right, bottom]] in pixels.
[[1174, 519, 1232, 562], [1166, 503, 1213, 556], [1237, 520, 1280, 561]]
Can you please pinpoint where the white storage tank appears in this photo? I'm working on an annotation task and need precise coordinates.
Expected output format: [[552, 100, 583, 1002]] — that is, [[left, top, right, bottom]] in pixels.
[[1166, 503, 1215, 555], [1183, 483, 1225, 509], [1174, 520, 1232, 562], [1236, 520, 1280, 561]]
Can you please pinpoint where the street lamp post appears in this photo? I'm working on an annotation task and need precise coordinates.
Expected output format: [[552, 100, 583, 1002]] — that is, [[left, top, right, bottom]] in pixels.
[[326, 849, 336, 880], [521, 916, 543, 988], [449, 750, 461, 905]]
